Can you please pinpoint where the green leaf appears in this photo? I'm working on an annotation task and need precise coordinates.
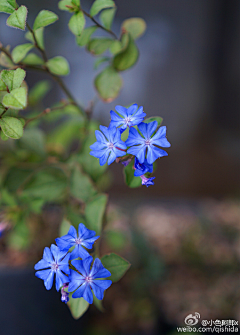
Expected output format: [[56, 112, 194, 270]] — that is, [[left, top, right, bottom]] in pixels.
[[105, 230, 127, 250], [68, 11, 85, 36], [3, 167, 32, 192], [0, 78, 7, 91], [25, 28, 45, 50], [0, 48, 14, 68], [88, 38, 113, 55], [21, 53, 44, 66], [8, 219, 30, 250], [121, 18, 146, 40], [58, 0, 73, 12], [124, 159, 142, 188], [0, 68, 26, 91], [85, 194, 108, 234], [113, 34, 139, 71], [1, 188, 17, 206], [70, 166, 97, 202], [90, 0, 115, 17], [0, 116, 23, 139], [109, 40, 122, 55], [0, 0, 17, 14], [76, 26, 97, 47], [59, 218, 71, 237], [101, 253, 130, 282], [67, 296, 89, 319], [145, 116, 163, 126], [2, 87, 27, 110], [72, 0, 80, 6], [22, 168, 67, 201], [93, 295, 105, 312], [1, 131, 8, 141], [100, 7, 116, 30], [46, 56, 70, 76], [33, 10, 58, 31], [28, 80, 51, 105], [12, 43, 33, 63], [94, 56, 109, 69], [95, 66, 122, 102], [19, 128, 46, 156], [6, 5, 28, 30]]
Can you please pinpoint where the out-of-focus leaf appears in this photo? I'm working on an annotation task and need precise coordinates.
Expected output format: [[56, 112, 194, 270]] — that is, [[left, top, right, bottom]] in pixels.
[[121, 18, 146, 40], [67, 295, 89, 319], [113, 34, 139, 71], [101, 253, 130, 282], [94, 56, 109, 69], [145, 116, 163, 126], [25, 28, 45, 50], [0, 0, 17, 14], [105, 230, 127, 250], [93, 295, 105, 312], [7, 219, 30, 250], [124, 159, 142, 188], [47, 56, 70, 76], [87, 38, 113, 55], [18, 128, 46, 156], [0, 78, 7, 91], [94, 66, 122, 102], [33, 10, 58, 31], [0, 68, 26, 91], [1, 188, 17, 206], [6, 5, 27, 30], [59, 218, 71, 236], [85, 194, 108, 234], [90, 0, 115, 17], [21, 53, 44, 66], [100, 7, 116, 30], [3, 167, 32, 192], [70, 166, 97, 202], [28, 80, 51, 106], [2, 87, 27, 109], [68, 11, 85, 36], [0, 116, 24, 139], [58, 0, 73, 11], [1, 131, 9, 141], [76, 26, 97, 47], [109, 40, 122, 54], [12, 43, 33, 63], [0, 48, 14, 68]]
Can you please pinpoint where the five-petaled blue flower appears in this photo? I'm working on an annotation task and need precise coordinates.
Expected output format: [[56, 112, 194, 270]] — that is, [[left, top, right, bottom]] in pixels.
[[68, 256, 112, 304], [140, 175, 155, 187], [90, 126, 127, 166], [126, 121, 171, 164], [134, 158, 153, 177], [34, 244, 70, 291], [110, 104, 146, 131], [56, 223, 99, 260]]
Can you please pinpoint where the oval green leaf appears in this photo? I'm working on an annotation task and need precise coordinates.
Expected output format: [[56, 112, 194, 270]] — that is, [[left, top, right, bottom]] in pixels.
[[2, 87, 27, 109], [12, 43, 33, 63], [33, 10, 58, 31], [124, 159, 142, 188], [100, 7, 116, 30], [90, 0, 115, 17], [121, 18, 146, 40], [1, 68, 26, 91], [0, 116, 24, 139], [67, 296, 89, 319], [85, 194, 108, 234], [21, 53, 44, 66], [76, 26, 97, 47], [94, 66, 122, 102], [101, 253, 131, 282], [6, 5, 27, 30], [68, 11, 85, 36], [47, 56, 70, 76], [113, 34, 139, 71], [0, 0, 17, 14], [25, 28, 45, 50], [88, 38, 113, 55]]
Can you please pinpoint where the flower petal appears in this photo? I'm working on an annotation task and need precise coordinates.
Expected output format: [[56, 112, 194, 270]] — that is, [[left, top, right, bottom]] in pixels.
[[108, 150, 117, 165], [147, 146, 168, 164], [42, 247, 54, 263], [55, 270, 69, 291], [36, 269, 54, 290], [90, 258, 111, 279], [115, 105, 127, 117], [138, 122, 148, 138], [34, 258, 50, 271], [127, 104, 138, 115]]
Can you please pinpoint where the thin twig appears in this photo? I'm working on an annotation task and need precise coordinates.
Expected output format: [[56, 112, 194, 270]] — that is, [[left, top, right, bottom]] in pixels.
[[0, 107, 9, 117], [82, 9, 118, 39], [26, 23, 48, 63]]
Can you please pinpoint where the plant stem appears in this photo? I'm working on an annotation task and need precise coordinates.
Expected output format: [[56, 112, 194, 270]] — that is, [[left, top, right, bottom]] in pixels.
[[0, 107, 8, 117], [82, 9, 118, 39]]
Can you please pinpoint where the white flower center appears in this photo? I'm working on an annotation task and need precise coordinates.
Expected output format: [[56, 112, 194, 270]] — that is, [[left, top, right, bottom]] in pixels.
[[108, 142, 114, 150], [75, 238, 82, 245], [124, 117, 132, 125], [145, 139, 152, 146], [85, 276, 92, 283], [51, 263, 59, 271]]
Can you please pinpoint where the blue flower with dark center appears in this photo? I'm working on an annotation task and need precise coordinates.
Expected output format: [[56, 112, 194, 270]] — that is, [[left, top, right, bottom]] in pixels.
[[134, 158, 153, 177], [110, 104, 146, 131], [126, 121, 171, 164], [140, 175, 155, 187], [68, 256, 112, 304], [34, 244, 70, 291], [56, 223, 99, 260], [90, 125, 127, 166]]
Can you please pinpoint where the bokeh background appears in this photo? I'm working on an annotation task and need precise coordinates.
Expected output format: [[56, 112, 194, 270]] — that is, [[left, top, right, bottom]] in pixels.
[[0, 0, 240, 334]]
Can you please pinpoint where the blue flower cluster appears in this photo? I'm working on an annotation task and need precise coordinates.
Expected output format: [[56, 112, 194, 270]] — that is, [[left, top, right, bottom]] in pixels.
[[34, 223, 112, 304], [90, 104, 171, 187]]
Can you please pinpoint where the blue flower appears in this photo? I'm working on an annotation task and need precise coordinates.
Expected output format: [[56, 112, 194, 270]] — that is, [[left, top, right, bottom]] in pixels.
[[56, 223, 99, 260], [68, 256, 112, 304], [110, 104, 146, 131], [140, 175, 155, 187], [126, 121, 171, 164], [61, 283, 69, 303], [134, 158, 153, 177], [90, 125, 127, 166], [34, 244, 70, 291]]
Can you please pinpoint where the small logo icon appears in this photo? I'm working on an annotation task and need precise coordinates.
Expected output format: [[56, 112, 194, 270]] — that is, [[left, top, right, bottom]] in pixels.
[[185, 313, 201, 326]]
